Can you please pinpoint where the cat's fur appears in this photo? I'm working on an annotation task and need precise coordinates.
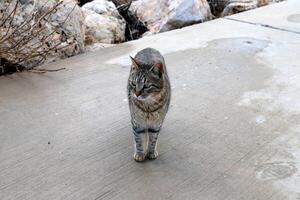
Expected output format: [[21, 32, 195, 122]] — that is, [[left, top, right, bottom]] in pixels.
[[127, 48, 171, 162]]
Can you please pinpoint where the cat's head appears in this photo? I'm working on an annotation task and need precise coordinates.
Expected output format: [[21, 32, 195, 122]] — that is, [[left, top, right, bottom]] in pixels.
[[128, 56, 164, 100]]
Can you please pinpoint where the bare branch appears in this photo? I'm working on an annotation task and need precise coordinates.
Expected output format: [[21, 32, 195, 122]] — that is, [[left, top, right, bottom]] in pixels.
[[0, 0, 79, 76], [0, 0, 18, 27]]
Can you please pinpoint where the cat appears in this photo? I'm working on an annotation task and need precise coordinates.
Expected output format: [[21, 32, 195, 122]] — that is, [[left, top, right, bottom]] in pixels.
[[127, 48, 171, 162]]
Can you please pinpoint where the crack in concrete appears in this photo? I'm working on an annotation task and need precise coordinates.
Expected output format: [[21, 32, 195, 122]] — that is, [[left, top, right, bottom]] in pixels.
[[225, 17, 300, 35]]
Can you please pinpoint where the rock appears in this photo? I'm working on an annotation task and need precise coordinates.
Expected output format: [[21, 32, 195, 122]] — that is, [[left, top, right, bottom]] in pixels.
[[221, 0, 258, 16], [131, 0, 212, 33], [208, 0, 281, 17], [0, 0, 85, 69], [82, 0, 119, 17], [45, 0, 85, 59], [82, 0, 126, 45]]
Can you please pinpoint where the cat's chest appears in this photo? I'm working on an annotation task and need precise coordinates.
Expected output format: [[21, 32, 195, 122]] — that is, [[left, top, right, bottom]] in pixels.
[[138, 111, 161, 128], [132, 103, 166, 127]]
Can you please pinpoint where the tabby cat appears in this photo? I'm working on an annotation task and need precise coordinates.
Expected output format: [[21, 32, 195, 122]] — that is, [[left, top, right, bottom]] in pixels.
[[127, 48, 171, 162]]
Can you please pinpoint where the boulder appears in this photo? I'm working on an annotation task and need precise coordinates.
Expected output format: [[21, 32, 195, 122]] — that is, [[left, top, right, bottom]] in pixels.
[[44, 0, 85, 59], [221, 0, 258, 16], [208, 0, 281, 17], [81, 0, 126, 47], [131, 0, 212, 33], [82, 0, 118, 17], [82, 9, 126, 44]]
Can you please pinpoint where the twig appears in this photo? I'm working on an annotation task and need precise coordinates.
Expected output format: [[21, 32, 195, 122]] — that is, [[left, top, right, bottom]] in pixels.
[[28, 67, 66, 72]]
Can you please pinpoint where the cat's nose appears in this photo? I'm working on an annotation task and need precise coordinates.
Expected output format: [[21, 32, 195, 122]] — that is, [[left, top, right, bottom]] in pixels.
[[135, 91, 142, 97]]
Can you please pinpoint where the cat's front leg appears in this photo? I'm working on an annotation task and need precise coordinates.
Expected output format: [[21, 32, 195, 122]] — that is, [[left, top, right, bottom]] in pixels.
[[147, 128, 160, 160], [132, 126, 147, 162]]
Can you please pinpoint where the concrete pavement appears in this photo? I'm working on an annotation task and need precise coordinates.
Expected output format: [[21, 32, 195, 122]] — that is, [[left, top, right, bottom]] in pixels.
[[228, 0, 300, 33], [0, 0, 300, 199]]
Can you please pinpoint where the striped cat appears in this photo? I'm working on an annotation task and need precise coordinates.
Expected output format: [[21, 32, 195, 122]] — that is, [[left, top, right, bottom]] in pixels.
[[127, 48, 171, 162]]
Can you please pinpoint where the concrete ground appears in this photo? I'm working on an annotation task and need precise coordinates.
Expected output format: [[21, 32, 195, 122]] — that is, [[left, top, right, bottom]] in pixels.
[[0, 0, 300, 199]]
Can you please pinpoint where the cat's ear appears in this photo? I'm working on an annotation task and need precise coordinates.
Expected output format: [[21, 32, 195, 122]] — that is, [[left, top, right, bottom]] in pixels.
[[150, 62, 164, 77], [130, 56, 140, 70]]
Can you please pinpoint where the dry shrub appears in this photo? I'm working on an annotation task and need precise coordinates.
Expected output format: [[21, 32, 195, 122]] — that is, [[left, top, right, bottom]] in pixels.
[[0, 0, 78, 75]]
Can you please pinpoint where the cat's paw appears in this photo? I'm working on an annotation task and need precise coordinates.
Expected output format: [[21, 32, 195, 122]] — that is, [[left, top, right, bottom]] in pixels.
[[147, 151, 158, 160], [133, 152, 146, 162]]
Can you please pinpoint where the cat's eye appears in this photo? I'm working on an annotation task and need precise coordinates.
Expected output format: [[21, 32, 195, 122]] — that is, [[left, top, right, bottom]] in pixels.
[[131, 82, 136, 87], [144, 84, 158, 90], [150, 84, 159, 89]]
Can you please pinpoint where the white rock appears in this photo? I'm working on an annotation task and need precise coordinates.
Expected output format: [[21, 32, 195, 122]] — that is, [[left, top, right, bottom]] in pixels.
[[82, 8, 125, 45], [82, 0, 119, 17], [131, 0, 212, 33]]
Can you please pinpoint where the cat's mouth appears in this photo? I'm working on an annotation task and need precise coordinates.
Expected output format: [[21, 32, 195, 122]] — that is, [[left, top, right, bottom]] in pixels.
[[134, 94, 146, 100], [133, 92, 149, 101]]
